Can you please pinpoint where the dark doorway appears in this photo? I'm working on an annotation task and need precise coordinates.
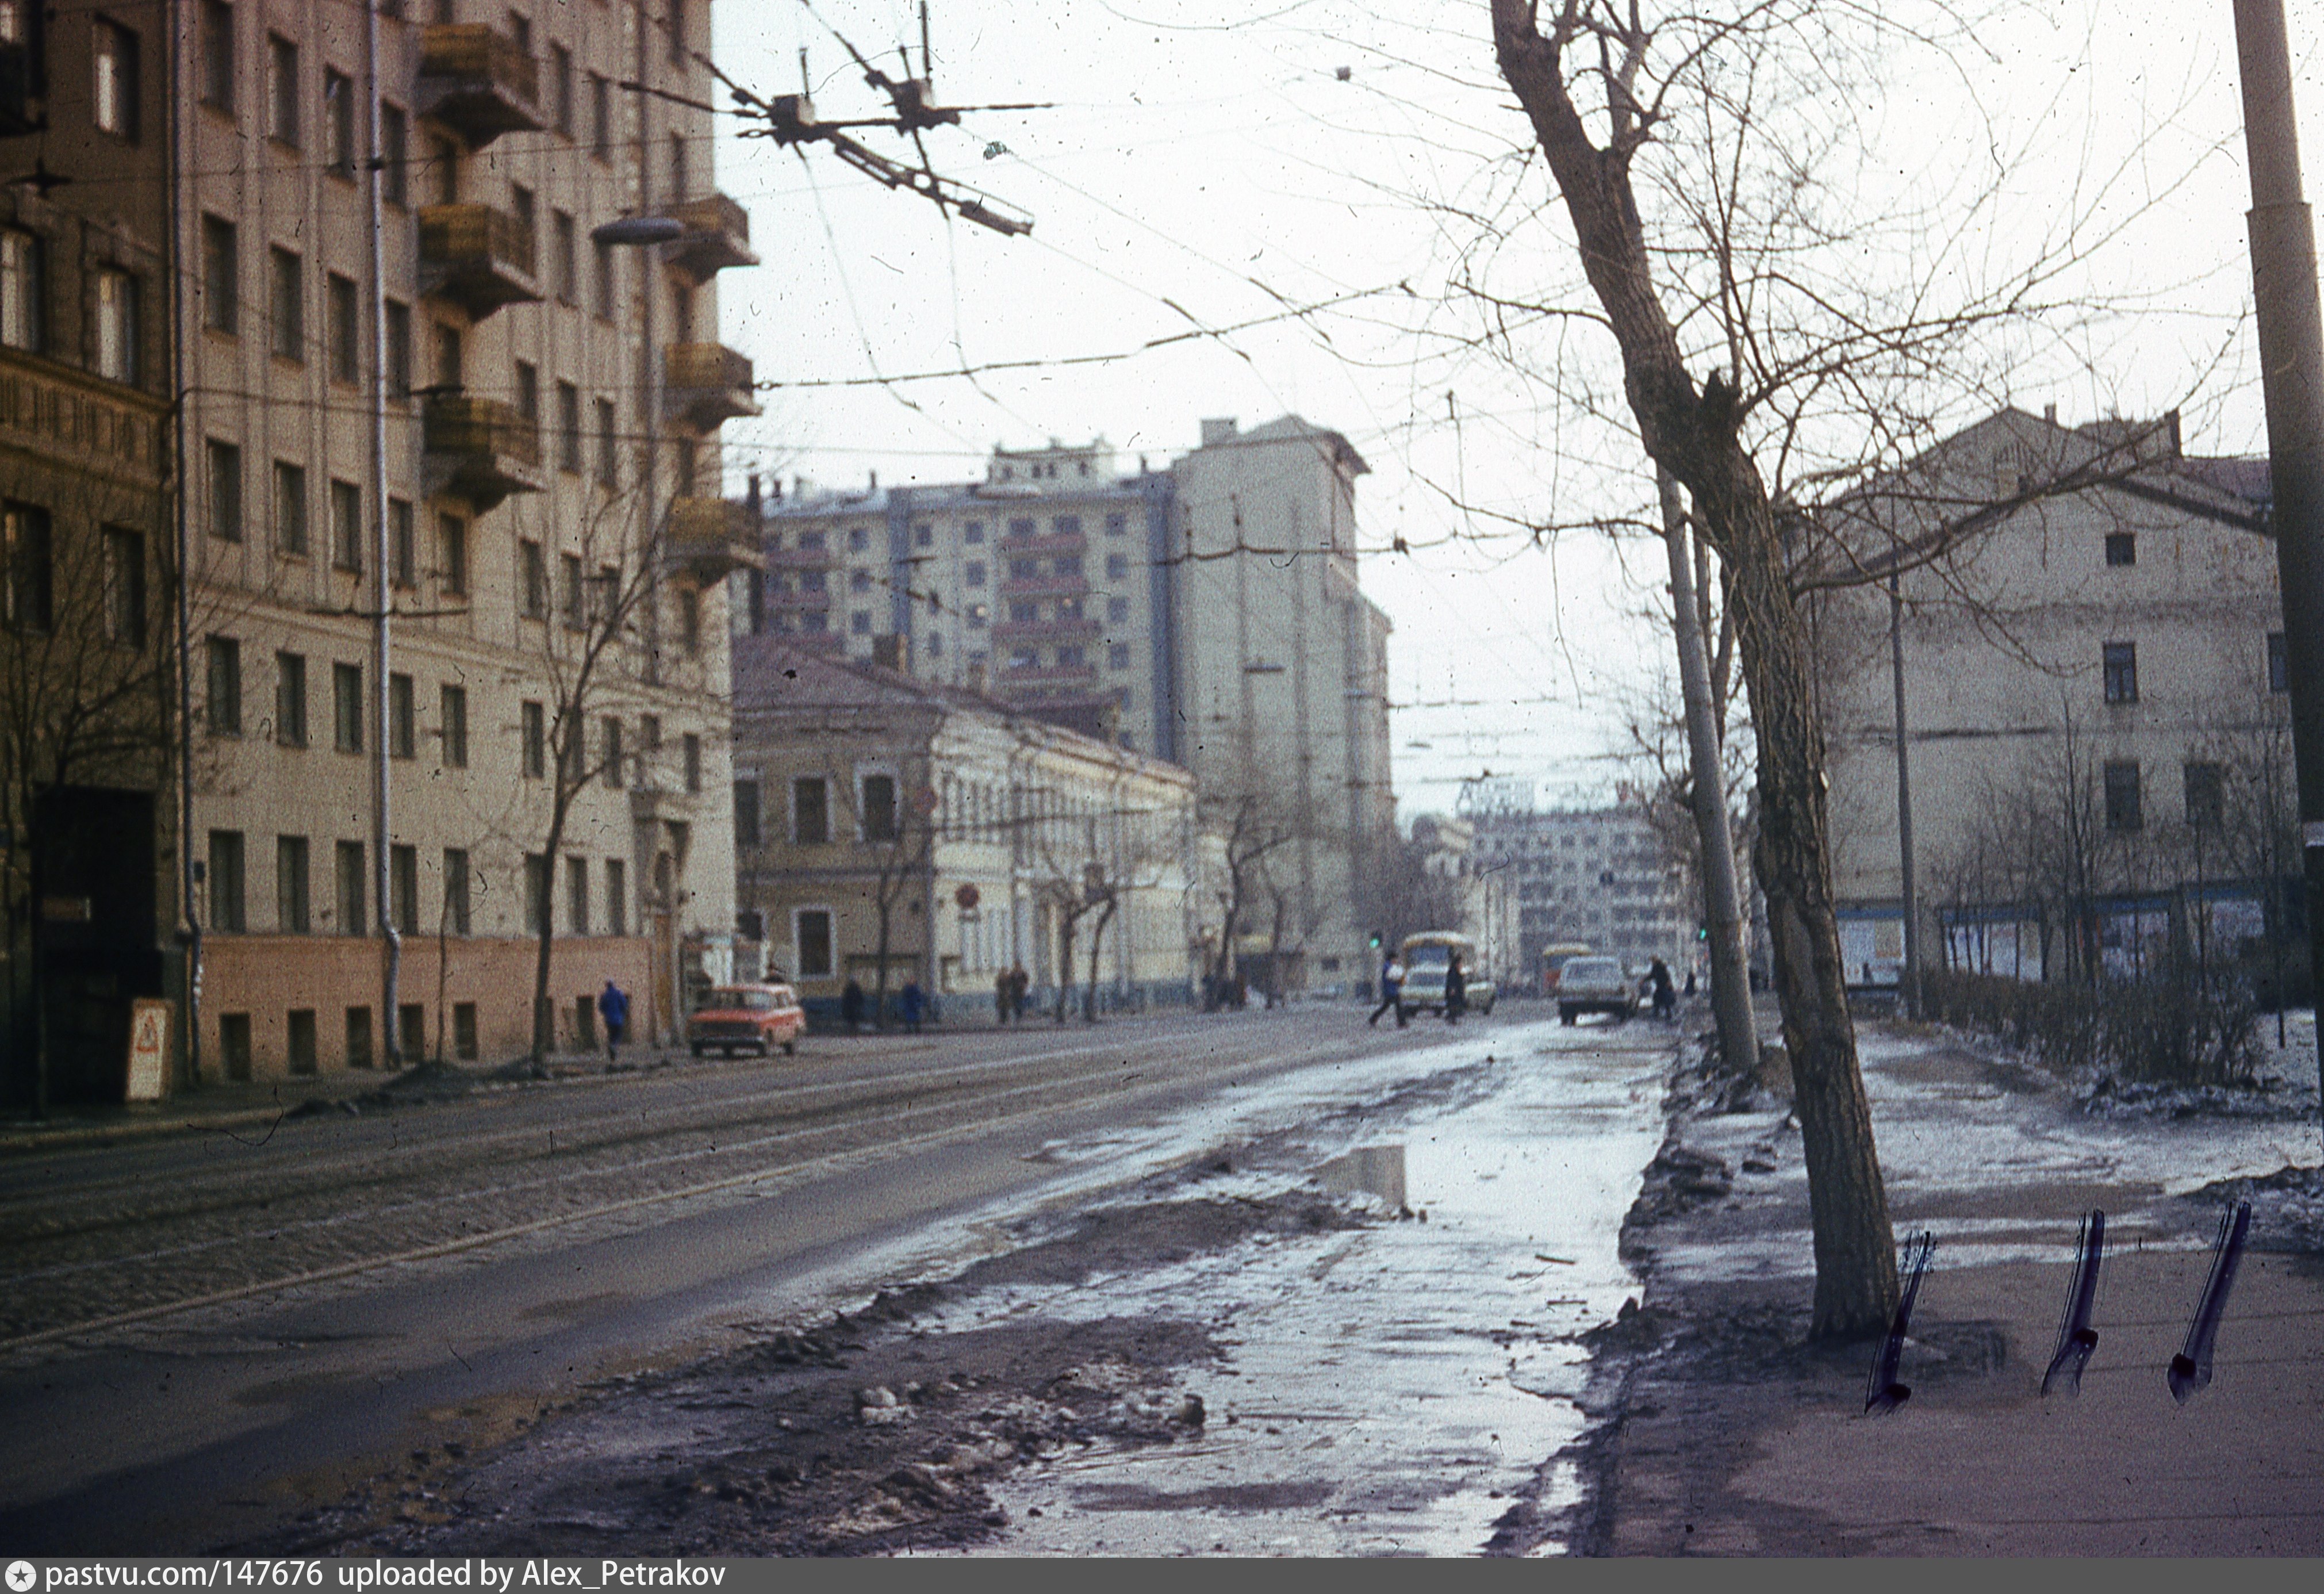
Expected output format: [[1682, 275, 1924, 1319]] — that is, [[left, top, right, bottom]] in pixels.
[[25, 786, 161, 1105]]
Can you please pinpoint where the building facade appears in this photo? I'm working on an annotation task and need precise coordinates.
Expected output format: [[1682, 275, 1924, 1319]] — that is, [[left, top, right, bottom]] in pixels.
[[730, 639, 1201, 1020], [1812, 407, 2286, 983], [174, 0, 754, 1078], [1467, 802, 1695, 986], [751, 415, 1397, 997]]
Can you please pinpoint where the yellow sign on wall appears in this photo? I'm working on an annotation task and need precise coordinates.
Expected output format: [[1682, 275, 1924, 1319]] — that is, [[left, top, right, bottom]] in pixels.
[[126, 997, 172, 1102]]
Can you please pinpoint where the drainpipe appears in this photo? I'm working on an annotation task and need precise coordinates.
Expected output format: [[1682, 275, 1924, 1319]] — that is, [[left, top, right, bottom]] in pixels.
[[167, 0, 201, 1088], [364, 0, 400, 1065]]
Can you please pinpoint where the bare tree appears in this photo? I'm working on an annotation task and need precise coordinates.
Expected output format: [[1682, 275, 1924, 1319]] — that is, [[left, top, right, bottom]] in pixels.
[[1201, 791, 1293, 1009]]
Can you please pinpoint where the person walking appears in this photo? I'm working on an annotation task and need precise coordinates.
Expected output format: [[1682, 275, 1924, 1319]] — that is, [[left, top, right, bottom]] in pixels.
[[995, 967, 1014, 1026], [1646, 956, 1677, 1023], [900, 978, 925, 1034], [1443, 950, 1467, 1025], [1008, 963, 1030, 1024], [1368, 952, 1407, 1028], [597, 979, 629, 1062], [840, 978, 866, 1032]]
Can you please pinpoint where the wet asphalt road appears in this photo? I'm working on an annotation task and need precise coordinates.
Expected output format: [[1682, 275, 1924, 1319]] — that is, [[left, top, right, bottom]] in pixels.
[[0, 1003, 1670, 1553]]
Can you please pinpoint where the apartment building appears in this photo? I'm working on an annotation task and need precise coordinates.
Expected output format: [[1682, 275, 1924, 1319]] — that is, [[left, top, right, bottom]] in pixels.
[[1812, 407, 2284, 983], [750, 414, 1396, 997], [178, 0, 757, 1078], [1467, 803, 1695, 986], [730, 638, 1201, 1019], [1, 1, 177, 1105]]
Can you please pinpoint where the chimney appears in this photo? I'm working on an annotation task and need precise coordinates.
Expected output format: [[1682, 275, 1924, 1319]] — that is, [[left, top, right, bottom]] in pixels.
[[2043, 403, 2057, 425], [868, 469, 879, 493], [1199, 417, 1238, 447]]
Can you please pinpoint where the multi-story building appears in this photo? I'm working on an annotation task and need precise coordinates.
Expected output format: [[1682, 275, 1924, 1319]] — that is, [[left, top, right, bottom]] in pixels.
[[1812, 406, 2285, 983], [1, 1, 177, 1105], [175, 0, 755, 1078], [750, 414, 1395, 996], [730, 638, 1201, 1018], [1467, 802, 1694, 986]]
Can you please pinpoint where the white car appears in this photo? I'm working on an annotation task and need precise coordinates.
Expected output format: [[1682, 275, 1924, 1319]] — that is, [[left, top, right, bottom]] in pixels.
[[1556, 957, 1637, 1024]]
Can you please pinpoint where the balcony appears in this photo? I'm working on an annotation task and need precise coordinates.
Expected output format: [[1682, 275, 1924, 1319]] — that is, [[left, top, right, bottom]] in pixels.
[[416, 24, 542, 151], [422, 393, 542, 511], [765, 541, 838, 570], [664, 343, 760, 430], [996, 570, 1090, 600], [990, 615, 1100, 646], [417, 204, 540, 320], [998, 661, 1099, 685], [996, 528, 1087, 557], [664, 496, 765, 582], [664, 194, 758, 283]]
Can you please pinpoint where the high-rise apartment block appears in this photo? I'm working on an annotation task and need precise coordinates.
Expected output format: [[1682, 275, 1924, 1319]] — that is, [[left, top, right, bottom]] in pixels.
[[751, 415, 1397, 992]]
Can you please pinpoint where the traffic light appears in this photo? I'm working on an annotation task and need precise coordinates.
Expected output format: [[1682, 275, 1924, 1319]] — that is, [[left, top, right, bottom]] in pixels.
[[1697, 923, 1709, 942], [1367, 930, 1383, 950]]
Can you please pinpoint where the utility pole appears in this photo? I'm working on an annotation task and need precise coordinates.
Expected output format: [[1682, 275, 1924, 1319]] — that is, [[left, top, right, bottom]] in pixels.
[[1890, 569, 1919, 1017], [1658, 469, 1756, 1074], [2231, 0, 2324, 1137]]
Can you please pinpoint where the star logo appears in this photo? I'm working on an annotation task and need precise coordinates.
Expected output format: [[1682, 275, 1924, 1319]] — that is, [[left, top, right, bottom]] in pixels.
[[7, 1561, 37, 1593]]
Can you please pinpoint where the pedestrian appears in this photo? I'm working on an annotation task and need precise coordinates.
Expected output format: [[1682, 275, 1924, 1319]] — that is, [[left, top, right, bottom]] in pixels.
[[1685, 968, 1698, 997], [995, 967, 1014, 1026], [840, 978, 866, 1032], [1647, 956, 1676, 1022], [1368, 952, 1406, 1028], [597, 979, 629, 1062], [1008, 963, 1029, 1024], [1443, 950, 1467, 1024], [900, 978, 925, 1034]]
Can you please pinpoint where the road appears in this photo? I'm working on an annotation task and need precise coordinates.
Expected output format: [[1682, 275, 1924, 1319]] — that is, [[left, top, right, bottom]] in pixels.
[[0, 1003, 1668, 1554]]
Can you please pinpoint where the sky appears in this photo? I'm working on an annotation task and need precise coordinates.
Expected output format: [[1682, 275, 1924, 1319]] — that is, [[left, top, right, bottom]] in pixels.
[[702, 0, 2324, 822]]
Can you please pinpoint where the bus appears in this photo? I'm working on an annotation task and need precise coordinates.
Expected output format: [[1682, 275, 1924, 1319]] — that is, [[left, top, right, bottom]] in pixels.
[[1540, 942, 1594, 997]]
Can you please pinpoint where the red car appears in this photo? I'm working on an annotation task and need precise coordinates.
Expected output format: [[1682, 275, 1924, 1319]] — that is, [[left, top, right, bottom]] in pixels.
[[688, 982, 807, 1058]]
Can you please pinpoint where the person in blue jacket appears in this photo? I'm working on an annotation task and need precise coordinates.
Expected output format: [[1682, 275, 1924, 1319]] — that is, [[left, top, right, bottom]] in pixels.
[[597, 979, 629, 1061]]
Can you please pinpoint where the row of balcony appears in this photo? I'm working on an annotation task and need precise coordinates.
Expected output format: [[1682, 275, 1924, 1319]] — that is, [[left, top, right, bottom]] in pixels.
[[990, 616, 1100, 645], [996, 572, 1091, 599], [417, 200, 755, 327], [999, 661, 1100, 685], [996, 528, 1086, 557]]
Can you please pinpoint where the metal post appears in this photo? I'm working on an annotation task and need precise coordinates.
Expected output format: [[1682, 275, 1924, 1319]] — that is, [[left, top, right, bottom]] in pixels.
[[365, 0, 398, 1065], [167, 0, 201, 1089], [2231, 0, 2324, 1137], [1890, 569, 1919, 1016]]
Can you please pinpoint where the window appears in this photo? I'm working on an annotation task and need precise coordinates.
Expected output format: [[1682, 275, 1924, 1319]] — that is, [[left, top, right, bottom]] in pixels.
[[268, 33, 298, 144], [381, 104, 408, 204], [1108, 642, 1131, 670], [269, 247, 301, 361], [201, 216, 236, 334], [325, 273, 356, 382], [850, 610, 872, 636], [102, 526, 144, 643], [425, 132, 458, 204], [440, 683, 467, 767], [553, 210, 577, 304], [595, 397, 618, 485], [668, 131, 688, 203], [208, 440, 241, 541], [734, 779, 760, 846], [566, 855, 589, 935], [850, 569, 873, 595], [392, 845, 418, 936], [557, 382, 581, 472], [515, 538, 547, 618], [1056, 645, 1086, 668], [860, 773, 898, 842], [667, 734, 696, 798], [1105, 512, 1128, 537], [605, 859, 626, 936], [561, 550, 584, 626], [389, 672, 415, 758], [2104, 760, 2142, 832], [681, 588, 701, 656], [208, 830, 246, 932], [0, 229, 39, 351], [285, 1010, 316, 1074], [521, 700, 545, 778], [1106, 552, 1129, 580], [93, 269, 137, 384], [443, 848, 471, 935], [965, 561, 985, 588], [206, 636, 241, 734], [523, 853, 549, 934], [335, 840, 366, 934], [914, 522, 933, 548], [1107, 595, 1129, 622], [333, 661, 363, 752], [275, 650, 306, 746], [432, 320, 461, 387], [94, 19, 139, 139], [2105, 532, 2135, 567], [273, 461, 306, 555], [330, 478, 361, 572], [602, 716, 623, 787], [793, 776, 828, 844], [2184, 761, 2224, 831], [1053, 515, 1081, 537], [438, 514, 467, 595], [2270, 631, 2289, 693], [452, 1003, 477, 1060], [590, 71, 610, 158], [2102, 641, 2138, 704], [592, 237, 615, 319], [384, 299, 410, 398], [796, 908, 834, 979], [550, 41, 573, 134], [847, 527, 869, 553], [390, 498, 415, 587], [200, 1, 234, 110], [324, 67, 354, 176], [964, 521, 985, 545], [276, 835, 309, 933], [1, 502, 50, 633], [509, 183, 534, 247], [515, 359, 539, 423]]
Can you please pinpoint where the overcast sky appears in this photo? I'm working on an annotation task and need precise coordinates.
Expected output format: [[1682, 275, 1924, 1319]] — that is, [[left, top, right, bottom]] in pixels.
[[706, 1, 2324, 821]]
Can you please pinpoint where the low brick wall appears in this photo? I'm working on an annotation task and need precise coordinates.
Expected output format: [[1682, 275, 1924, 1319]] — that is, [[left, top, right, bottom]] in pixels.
[[200, 934, 656, 1080]]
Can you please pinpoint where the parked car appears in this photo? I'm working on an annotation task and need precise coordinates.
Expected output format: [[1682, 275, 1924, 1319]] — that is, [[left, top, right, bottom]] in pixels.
[[1556, 956, 1637, 1024], [688, 982, 807, 1057], [1540, 941, 1593, 997], [1397, 931, 1497, 1018]]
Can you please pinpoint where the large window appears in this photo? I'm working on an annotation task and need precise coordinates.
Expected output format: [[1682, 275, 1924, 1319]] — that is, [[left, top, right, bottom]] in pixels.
[[521, 700, 546, 779], [207, 439, 241, 541], [440, 683, 467, 767], [269, 246, 301, 361], [389, 497, 415, 587], [267, 32, 298, 144], [274, 650, 306, 746], [201, 216, 236, 334], [602, 716, 623, 788], [520, 539, 547, 618], [93, 18, 139, 139], [795, 908, 834, 979], [199, 1, 234, 111], [381, 104, 408, 204], [595, 397, 618, 486], [793, 776, 828, 844], [332, 660, 362, 752], [566, 855, 589, 935], [2103, 760, 2142, 832], [208, 830, 246, 932], [1, 228, 43, 351], [94, 269, 137, 383], [443, 848, 471, 935], [2184, 761, 2224, 832], [323, 67, 354, 177], [392, 845, 418, 936], [860, 773, 898, 842], [102, 526, 144, 642], [550, 42, 573, 135], [734, 779, 760, 846], [605, 859, 626, 936], [2101, 641, 2137, 704], [275, 835, 309, 933], [389, 672, 414, 758], [384, 298, 411, 397], [205, 635, 241, 734], [553, 210, 577, 305], [2, 501, 52, 633], [329, 478, 360, 572], [273, 459, 306, 554], [335, 840, 365, 934], [557, 382, 581, 472], [523, 853, 549, 935], [326, 271, 357, 381], [438, 514, 467, 595]]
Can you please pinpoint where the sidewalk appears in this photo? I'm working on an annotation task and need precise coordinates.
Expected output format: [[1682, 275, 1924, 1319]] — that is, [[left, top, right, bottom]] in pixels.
[[1586, 1006, 2324, 1556]]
